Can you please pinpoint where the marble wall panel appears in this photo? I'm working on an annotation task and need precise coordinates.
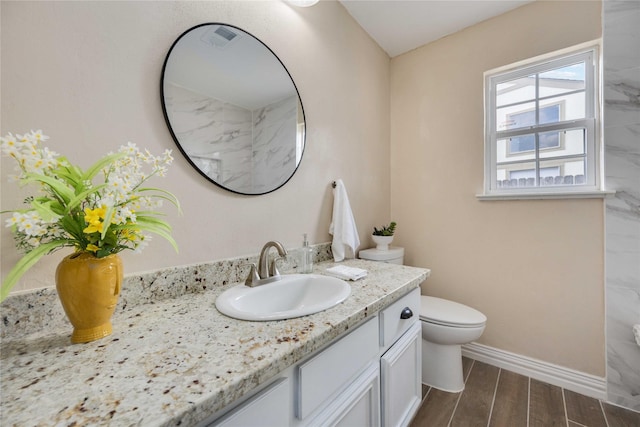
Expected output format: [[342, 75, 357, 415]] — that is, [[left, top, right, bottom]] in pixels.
[[164, 84, 297, 194], [164, 83, 253, 191], [603, 0, 640, 412], [252, 95, 298, 193]]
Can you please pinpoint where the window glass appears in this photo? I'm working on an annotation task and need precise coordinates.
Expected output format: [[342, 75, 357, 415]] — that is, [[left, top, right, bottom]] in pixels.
[[539, 62, 585, 97], [540, 128, 586, 158], [539, 159, 586, 185], [497, 137, 535, 162], [496, 75, 535, 107], [496, 102, 536, 131]]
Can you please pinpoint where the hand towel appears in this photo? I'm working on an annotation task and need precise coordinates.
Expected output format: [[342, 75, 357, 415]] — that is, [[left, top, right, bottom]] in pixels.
[[326, 265, 367, 281], [329, 179, 360, 262], [634, 324, 640, 347]]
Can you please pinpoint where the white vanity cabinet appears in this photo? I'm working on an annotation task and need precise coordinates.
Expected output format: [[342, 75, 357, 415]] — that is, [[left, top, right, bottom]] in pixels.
[[379, 288, 422, 427], [208, 316, 380, 427], [208, 288, 422, 427]]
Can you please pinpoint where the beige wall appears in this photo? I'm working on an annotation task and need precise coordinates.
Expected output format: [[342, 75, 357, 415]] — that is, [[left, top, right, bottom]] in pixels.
[[0, 1, 390, 293], [391, 0, 605, 375]]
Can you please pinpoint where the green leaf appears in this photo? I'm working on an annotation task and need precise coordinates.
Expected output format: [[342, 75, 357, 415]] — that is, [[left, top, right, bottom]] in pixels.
[[1, 240, 74, 302], [23, 173, 75, 204], [134, 218, 178, 253], [135, 215, 172, 233], [60, 214, 85, 242], [66, 183, 109, 211], [46, 200, 66, 216], [100, 204, 116, 240], [83, 152, 126, 181], [96, 248, 113, 258], [137, 187, 182, 212], [52, 165, 82, 188], [30, 199, 62, 222]]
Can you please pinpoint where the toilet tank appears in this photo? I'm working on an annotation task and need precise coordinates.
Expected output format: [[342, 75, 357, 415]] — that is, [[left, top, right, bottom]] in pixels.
[[359, 247, 404, 265]]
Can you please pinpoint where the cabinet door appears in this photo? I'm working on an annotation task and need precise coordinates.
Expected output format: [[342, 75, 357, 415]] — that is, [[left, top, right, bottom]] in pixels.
[[297, 316, 379, 419], [380, 322, 422, 427], [306, 362, 380, 427], [213, 377, 289, 427]]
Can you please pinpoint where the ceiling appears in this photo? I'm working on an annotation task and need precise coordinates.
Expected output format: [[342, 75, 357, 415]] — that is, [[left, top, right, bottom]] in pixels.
[[339, 0, 534, 57]]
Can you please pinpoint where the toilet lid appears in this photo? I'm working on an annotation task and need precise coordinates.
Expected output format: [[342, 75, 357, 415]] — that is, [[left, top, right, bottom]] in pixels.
[[419, 296, 487, 327]]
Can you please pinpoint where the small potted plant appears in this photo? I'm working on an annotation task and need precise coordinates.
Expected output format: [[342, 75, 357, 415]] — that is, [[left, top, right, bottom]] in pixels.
[[372, 221, 396, 251]]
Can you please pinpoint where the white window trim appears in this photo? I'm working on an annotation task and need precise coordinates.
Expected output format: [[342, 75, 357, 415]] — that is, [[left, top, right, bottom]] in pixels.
[[478, 41, 610, 200], [477, 190, 615, 201]]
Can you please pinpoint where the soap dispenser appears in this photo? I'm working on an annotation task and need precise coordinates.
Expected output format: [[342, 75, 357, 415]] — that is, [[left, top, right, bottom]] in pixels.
[[301, 233, 313, 274]]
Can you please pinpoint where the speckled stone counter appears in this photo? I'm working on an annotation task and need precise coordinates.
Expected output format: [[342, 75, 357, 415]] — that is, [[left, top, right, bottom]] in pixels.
[[0, 253, 429, 426]]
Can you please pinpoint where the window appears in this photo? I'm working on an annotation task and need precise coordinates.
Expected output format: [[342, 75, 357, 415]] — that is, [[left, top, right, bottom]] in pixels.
[[483, 46, 601, 198]]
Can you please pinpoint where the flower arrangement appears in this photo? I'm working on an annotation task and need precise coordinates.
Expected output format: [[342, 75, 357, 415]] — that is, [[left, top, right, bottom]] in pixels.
[[0, 130, 180, 302]]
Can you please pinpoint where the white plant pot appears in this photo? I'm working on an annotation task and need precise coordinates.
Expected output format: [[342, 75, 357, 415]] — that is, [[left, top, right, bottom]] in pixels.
[[372, 235, 394, 251]]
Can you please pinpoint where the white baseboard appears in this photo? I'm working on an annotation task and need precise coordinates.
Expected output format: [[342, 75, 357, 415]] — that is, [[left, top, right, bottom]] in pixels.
[[462, 342, 606, 401]]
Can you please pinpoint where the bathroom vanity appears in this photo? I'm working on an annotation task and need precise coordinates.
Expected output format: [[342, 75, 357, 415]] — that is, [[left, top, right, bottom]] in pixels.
[[210, 287, 422, 427], [0, 258, 429, 426]]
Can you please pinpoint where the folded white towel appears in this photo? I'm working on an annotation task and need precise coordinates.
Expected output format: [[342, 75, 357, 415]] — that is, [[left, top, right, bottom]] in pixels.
[[329, 179, 360, 262], [326, 265, 368, 281], [634, 324, 640, 347]]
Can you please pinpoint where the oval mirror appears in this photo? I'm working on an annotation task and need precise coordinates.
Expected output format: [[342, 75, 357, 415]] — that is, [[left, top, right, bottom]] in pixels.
[[161, 24, 306, 195]]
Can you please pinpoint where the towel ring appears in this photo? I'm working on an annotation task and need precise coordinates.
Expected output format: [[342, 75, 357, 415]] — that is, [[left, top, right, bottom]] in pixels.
[[331, 181, 336, 188]]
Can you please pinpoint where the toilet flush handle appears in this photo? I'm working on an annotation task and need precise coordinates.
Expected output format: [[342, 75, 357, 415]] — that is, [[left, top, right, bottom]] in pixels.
[[400, 307, 413, 319]]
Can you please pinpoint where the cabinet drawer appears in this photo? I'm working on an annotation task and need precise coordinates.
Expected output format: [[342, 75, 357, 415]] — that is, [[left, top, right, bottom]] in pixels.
[[379, 288, 420, 350], [296, 316, 379, 419], [212, 377, 289, 427]]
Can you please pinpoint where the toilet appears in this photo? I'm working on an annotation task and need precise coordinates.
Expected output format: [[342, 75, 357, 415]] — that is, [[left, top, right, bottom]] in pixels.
[[420, 296, 486, 392], [359, 246, 487, 393]]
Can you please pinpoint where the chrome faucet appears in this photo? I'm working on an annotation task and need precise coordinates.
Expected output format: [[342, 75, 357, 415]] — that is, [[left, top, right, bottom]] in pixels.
[[245, 241, 288, 287]]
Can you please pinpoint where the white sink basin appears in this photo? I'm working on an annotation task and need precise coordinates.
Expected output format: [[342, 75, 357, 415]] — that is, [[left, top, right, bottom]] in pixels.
[[215, 274, 351, 321]]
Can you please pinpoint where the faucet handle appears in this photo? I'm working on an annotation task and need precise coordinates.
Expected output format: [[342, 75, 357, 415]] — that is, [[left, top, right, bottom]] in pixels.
[[244, 263, 260, 287], [269, 257, 283, 278]]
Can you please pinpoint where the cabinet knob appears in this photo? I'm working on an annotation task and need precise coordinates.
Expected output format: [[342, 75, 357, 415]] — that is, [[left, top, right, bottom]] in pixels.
[[400, 307, 413, 319]]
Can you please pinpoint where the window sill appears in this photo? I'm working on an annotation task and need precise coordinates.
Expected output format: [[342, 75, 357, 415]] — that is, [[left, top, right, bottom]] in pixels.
[[476, 190, 616, 201]]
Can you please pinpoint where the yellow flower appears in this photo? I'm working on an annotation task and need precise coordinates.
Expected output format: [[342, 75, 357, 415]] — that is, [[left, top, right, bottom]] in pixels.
[[86, 244, 100, 253], [83, 222, 102, 234], [121, 228, 139, 241], [83, 206, 106, 234]]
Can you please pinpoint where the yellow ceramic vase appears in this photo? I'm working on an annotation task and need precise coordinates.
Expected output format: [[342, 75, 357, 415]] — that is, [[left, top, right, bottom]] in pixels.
[[55, 252, 123, 344]]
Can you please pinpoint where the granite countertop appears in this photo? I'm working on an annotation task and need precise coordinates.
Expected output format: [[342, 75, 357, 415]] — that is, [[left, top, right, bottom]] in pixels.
[[0, 259, 429, 426]]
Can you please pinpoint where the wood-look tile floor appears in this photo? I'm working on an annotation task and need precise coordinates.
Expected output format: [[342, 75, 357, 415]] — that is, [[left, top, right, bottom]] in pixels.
[[410, 357, 640, 427]]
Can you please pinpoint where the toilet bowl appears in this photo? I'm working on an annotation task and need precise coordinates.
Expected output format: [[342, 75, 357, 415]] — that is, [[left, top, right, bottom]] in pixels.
[[420, 296, 486, 393]]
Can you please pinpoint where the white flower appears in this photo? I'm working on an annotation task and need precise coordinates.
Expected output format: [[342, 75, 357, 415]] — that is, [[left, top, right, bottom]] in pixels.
[[133, 234, 152, 254], [122, 142, 138, 155], [26, 237, 41, 248], [108, 176, 126, 192], [5, 212, 21, 228], [0, 133, 19, 155], [30, 129, 49, 143], [113, 206, 136, 225]]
